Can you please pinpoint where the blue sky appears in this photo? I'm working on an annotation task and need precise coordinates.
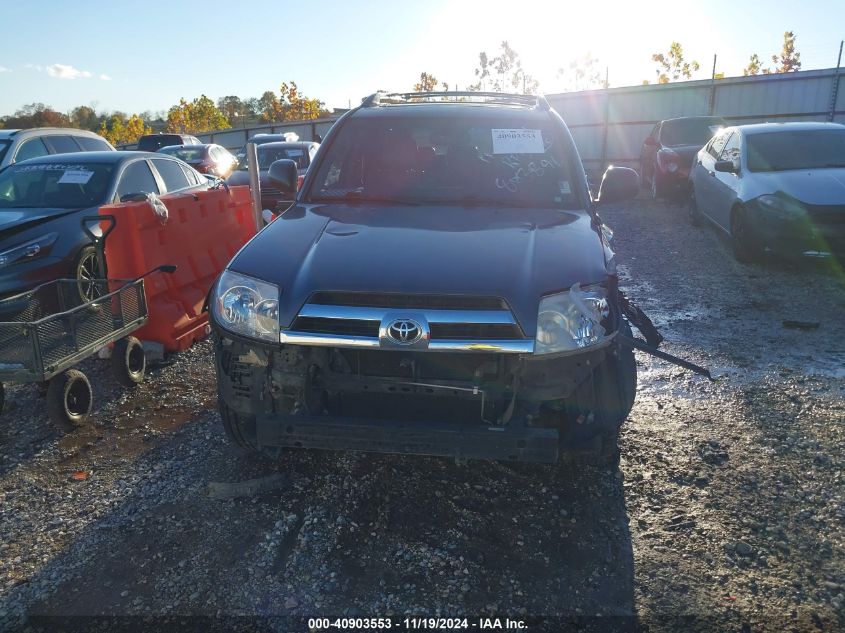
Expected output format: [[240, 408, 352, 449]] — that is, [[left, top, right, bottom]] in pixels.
[[0, 0, 842, 117]]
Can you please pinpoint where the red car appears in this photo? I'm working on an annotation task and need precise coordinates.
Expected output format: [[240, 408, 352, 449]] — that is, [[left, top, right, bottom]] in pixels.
[[640, 116, 726, 200], [157, 143, 238, 178]]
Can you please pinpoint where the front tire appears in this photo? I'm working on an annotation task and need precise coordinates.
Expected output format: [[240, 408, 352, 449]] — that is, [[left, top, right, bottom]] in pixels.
[[219, 400, 258, 450], [730, 205, 761, 263], [688, 188, 703, 226], [74, 246, 104, 303]]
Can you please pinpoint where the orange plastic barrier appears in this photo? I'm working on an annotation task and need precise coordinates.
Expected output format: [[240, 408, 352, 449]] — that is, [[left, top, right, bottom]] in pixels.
[[99, 186, 257, 352]]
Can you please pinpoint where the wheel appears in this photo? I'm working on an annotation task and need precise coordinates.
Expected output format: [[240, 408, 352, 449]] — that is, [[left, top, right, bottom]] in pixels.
[[219, 399, 258, 450], [111, 336, 145, 387], [730, 205, 761, 263], [75, 246, 105, 303], [559, 324, 637, 468], [688, 187, 702, 226], [650, 170, 664, 201], [46, 369, 92, 431]]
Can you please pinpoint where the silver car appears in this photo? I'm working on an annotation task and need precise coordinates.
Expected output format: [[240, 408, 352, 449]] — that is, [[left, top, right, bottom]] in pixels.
[[688, 121, 845, 261], [0, 127, 115, 170]]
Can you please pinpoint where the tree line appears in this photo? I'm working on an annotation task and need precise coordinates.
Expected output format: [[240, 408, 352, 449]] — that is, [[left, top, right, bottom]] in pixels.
[[0, 80, 330, 146]]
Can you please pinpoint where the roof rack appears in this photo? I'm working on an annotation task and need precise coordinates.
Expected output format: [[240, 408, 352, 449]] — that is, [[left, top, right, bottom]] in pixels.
[[361, 91, 550, 110]]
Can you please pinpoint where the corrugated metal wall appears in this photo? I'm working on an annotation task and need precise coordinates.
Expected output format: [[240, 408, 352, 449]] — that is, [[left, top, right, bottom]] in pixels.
[[142, 67, 843, 175], [547, 67, 844, 176]]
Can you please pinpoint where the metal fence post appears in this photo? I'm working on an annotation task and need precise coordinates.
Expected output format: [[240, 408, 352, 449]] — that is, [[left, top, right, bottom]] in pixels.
[[829, 41, 843, 122], [246, 143, 263, 231]]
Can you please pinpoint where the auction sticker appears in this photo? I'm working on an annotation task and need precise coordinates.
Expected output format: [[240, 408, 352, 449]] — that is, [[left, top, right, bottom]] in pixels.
[[491, 129, 544, 154], [58, 170, 94, 184]]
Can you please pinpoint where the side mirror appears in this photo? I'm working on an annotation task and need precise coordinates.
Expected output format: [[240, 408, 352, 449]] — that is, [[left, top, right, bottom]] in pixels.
[[643, 136, 658, 147], [267, 159, 298, 194], [596, 166, 639, 206], [714, 160, 738, 174]]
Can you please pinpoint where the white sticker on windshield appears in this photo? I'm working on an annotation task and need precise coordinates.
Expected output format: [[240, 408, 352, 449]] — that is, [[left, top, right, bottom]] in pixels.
[[286, 150, 304, 157], [559, 181, 571, 194], [492, 129, 545, 154], [58, 170, 94, 184]]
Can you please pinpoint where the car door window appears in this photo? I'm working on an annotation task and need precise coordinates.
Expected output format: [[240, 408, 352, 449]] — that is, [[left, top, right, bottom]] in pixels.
[[75, 136, 113, 151], [44, 135, 82, 154], [116, 160, 159, 198], [15, 138, 49, 162], [180, 164, 201, 186], [720, 133, 741, 163], [152, 158, 191, 193], [708, 132, 730, 159]]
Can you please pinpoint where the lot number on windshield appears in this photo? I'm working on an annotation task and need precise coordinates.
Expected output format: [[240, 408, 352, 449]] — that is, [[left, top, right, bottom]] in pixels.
[[492, 129, 544, 154]]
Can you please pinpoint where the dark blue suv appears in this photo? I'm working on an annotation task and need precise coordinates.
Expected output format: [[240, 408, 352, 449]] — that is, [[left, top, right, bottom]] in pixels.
[[210, 91, 641, 465]]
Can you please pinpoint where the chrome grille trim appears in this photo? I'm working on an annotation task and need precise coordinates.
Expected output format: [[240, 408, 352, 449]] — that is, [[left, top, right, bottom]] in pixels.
[[282, 302, 532, 353], [296, 304, 517, 325]]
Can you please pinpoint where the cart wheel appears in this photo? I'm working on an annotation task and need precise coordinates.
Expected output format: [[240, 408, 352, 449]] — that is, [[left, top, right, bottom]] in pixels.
[[47, 370, 92, 431], [112, 336, 145, 387]]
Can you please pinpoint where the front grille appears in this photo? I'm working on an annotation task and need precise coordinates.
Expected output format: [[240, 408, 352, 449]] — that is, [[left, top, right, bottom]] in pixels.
[[308, 292, 508, 311], [429, 323, 522, 340], [292, 316, 379, 337]]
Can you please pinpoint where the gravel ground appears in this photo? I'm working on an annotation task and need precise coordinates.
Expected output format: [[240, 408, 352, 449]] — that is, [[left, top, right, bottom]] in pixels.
[[0, 196, 843, 632]]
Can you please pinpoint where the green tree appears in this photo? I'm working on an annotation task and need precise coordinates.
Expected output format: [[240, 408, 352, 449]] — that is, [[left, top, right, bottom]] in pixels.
[[217, 95, 244, 125], [651, 42, 700, 83], [743, 53, 766, 76], [469, 42, 539, 93], [2, 103, 69, 128], [772, 31, 801, 73], [414, 72, 440, 92], [165, 95, 230, 133], [279, 81, 327, 121], [558, 53, 607, 91], [258, 90, 282, 122], [70, 105, 101, 131], [98, 113, 152, 146]]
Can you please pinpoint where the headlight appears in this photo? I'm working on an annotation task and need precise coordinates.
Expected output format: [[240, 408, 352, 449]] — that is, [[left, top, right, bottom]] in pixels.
[[0, 233, 58, 269], [756, 193, 806, 220], [213, 269, 279, 342], [535, 283, 610, 355]]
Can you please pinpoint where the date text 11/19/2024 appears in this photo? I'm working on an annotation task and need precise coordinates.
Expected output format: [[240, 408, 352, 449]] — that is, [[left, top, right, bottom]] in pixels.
[[308, 617, 528, 630]]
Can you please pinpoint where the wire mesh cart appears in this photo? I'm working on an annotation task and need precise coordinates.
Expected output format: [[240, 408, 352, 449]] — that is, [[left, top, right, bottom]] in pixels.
[[0, 215, 173, 430]]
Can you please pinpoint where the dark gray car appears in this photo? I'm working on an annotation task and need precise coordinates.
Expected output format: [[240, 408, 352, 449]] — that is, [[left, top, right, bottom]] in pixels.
[[210, 92, 643, 465]]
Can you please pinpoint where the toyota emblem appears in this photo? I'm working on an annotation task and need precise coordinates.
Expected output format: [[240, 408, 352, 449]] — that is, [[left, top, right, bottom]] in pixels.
[[386, 318, 423, 345]]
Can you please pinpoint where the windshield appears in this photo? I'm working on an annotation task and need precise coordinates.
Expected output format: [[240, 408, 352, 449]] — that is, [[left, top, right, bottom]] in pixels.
[[238, 146, 310, 171], [660, 119, 724, 147], [159, 146, 206, 162], [0, 162, 115, 209], [308, 115, 579, 208], [747, 129, 845, 172], [0, 141, 10, 165]]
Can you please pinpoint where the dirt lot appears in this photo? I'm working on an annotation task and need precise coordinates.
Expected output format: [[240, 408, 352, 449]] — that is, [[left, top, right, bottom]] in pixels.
[[0, 196, 843, 632]]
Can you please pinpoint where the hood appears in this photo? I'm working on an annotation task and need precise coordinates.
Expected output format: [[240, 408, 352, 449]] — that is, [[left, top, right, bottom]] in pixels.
[[0, 207, 79, 241], [752, 168, 845, 205], [229, 204, 610, 335]]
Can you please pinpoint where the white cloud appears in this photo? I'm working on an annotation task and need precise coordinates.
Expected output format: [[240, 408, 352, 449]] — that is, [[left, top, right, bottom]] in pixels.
[[0, 65, 10, 73], [99, 74, 111, 81], [25, 63, 42, 71], [46, 63, 92, 79]]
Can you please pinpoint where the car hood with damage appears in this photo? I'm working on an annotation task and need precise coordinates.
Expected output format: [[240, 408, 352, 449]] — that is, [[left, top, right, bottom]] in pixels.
[[228, 203, 611, 334], [0, 207, 81, 243]]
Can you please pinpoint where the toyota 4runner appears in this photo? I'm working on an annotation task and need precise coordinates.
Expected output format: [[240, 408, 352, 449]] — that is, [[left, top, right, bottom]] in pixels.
[[210, 91, 645, 465]]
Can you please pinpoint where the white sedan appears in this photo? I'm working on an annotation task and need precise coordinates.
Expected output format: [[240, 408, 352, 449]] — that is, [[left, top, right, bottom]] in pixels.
[[688, 121, 845, 262]]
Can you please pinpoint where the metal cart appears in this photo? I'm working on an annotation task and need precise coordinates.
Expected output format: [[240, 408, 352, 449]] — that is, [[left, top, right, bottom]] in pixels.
[[0, 215, 174, 430]]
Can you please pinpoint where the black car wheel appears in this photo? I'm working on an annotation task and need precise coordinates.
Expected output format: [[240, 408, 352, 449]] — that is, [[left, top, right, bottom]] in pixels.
[[219, 400, 258, 450], [688, 188, 703, 226], [112, 336, 146, 387], [75, 246, 104, 303], [47, 369, 92, 431], [650, 169, 665, 201], [730, 205, 761, 263]]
